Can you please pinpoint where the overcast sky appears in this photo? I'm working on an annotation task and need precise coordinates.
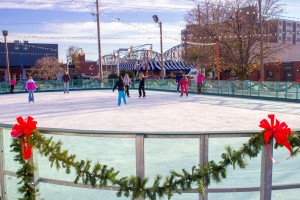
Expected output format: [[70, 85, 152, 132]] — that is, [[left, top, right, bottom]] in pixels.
[[1, 0, 300, 62]]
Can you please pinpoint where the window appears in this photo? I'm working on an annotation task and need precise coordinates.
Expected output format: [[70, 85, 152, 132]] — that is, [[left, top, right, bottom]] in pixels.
[[287, 22, 292, 26], [297, 24, 300, 28], [279, 29, 282, 33], [287, 30, 292, 34], [287, 37, 292, 41], [296, 38, 300, 42], [278, 36, 282, 40]]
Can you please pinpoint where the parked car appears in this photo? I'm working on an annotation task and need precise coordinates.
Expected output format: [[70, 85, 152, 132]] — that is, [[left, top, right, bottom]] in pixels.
[[146, 75, 160, 79], [82, 73, 91, 79]]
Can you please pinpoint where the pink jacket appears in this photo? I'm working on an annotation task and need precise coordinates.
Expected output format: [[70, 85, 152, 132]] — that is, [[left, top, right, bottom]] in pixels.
[[10, 79, 16, 86], [197, 74, 205, 84], [26, 79, 38, 90]]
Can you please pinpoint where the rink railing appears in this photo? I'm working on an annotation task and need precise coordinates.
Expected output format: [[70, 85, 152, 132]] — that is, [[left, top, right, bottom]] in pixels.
[[0, 79, 299, 101], [1, 124, 300, 200]]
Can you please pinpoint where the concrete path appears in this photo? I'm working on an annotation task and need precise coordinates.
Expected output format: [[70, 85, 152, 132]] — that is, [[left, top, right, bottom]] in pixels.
[[0, 90, 299, 132]]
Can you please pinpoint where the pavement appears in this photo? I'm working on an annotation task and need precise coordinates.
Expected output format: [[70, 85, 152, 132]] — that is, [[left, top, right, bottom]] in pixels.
[[0, 90, 299, 132]]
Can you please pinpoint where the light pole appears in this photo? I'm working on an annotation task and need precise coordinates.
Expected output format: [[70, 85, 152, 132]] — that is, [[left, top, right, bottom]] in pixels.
[[258, 0, 264, 81], [14, 40, 28, 81], [114, 51, 120, 76], [152, 15, 165, 79], [2, 30, 10, 83]]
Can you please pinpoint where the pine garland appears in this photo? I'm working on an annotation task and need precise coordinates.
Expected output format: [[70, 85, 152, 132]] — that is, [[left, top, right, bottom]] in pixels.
[[11, 130, 300, 200], [10, 139, 36, 199]]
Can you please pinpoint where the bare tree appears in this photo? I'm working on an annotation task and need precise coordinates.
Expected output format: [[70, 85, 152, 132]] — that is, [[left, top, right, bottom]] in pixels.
[[183, 0, 287, 80], [30, 56, 62, 80], [67, 46, 84, 73]]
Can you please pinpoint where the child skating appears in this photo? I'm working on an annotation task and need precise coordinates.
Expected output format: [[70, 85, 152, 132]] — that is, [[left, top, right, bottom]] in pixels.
[[113, 75, 127, 106], [178, 76, 190, 97]]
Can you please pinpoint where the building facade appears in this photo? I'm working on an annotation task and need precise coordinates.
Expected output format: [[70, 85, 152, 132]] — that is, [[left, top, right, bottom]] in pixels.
[[0, 42, 58, 82]]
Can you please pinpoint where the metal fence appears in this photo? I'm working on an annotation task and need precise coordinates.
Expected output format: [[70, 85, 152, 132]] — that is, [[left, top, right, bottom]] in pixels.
[[1, 124, 300, 200], [0, 79, 299, 101]]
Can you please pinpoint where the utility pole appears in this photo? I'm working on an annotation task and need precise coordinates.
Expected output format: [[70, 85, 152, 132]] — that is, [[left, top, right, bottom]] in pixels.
[[96, 0, 103, 80], [258, 0, 264, 81]]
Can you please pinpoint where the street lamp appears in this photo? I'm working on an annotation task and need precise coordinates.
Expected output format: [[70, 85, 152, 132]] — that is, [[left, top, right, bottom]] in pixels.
[[2, 30, 10, 83], [152, 15, 165, 79], [258, 0, 264, 81], [14, 40, 28, 81]]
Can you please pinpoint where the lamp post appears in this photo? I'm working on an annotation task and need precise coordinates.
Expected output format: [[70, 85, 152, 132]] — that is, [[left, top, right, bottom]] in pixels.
[[14, 40, 28, 81], [2, 30, 10, 83], [258, 0, 264, 81], [152, 15, 165, 79]]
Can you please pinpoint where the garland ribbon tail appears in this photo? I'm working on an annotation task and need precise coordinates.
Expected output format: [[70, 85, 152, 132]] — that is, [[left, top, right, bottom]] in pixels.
[[265, 141, 279, 164], [21, 137, 32, 160]]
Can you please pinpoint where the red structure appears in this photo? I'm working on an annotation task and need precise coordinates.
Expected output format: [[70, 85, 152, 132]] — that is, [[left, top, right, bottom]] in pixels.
[[248, 61, 300, 81]]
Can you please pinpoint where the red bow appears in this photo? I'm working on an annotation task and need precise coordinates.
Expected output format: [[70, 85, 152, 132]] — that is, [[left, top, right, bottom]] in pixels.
[[259, 114, 292, 162], [11, 116, 37, 160]]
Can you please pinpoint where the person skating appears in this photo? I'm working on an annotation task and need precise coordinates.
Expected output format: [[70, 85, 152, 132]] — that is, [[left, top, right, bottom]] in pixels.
[[178, 76, 190, 97], [62, 72, 70, 94], [113, 75, 127, 106], [138, 73, 146, 98], [197, 71, 205, 94], [124, 73, 131, 97], [175, 72, 183, 92], [25, 76, 38, 103], [10, 78, 16, 93]]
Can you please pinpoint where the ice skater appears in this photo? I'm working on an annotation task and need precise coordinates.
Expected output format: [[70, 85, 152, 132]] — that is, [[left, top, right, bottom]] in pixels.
[[62, 72, 70, 94], [197, 71, 205, 94], [25, 76, 38, 103], [138, 73, 146, 98], [178, 76, 190, 97], [124, 73, 131, 97], [113, 75, 127, 106]]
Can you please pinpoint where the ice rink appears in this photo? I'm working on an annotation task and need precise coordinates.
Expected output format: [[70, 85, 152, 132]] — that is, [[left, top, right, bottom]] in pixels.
[[0, 90, 299, 132]]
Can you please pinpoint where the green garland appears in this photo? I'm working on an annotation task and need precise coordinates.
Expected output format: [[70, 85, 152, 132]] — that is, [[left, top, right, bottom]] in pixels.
[[11, 130, 300, 200]]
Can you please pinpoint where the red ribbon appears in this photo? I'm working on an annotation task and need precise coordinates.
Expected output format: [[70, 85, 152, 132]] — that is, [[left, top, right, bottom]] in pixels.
[[11, 116, 37, 160], [259, 114, 292, 163]]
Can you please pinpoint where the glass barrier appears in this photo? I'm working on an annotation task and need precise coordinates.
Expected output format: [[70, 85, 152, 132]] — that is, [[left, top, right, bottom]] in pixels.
[[1, 79, 299, 101], [208, 137, 261, 189], [1, 127, 300, 200], [145, 138, 198, 185]]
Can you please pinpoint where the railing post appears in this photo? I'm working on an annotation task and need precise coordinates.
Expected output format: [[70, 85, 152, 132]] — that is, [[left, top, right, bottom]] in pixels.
[[0, 128, 7, 200], [29, 148, 40, 200], [297, 82, 299, 100], [260, 139, 273, 200], [275, 82, 278, 98], [199, 135, 209, 200], [136, 134, 145, 200]]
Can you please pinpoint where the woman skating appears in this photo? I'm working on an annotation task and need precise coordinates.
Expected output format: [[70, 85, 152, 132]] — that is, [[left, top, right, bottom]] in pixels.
[[25, 76, 38, 103], [138, 73, 146, 98]]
